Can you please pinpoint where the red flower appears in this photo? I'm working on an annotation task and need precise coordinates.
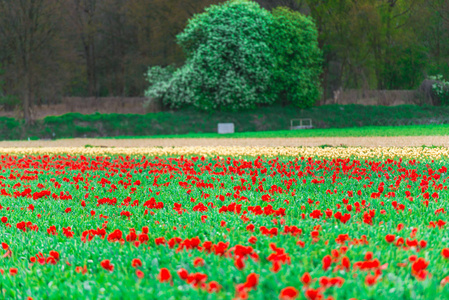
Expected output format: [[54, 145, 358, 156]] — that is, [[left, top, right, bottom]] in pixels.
[[131, 258, 142, 268], [234, 257, 245, 270], [301, 272, 312, 285], [305, 288, 322, 300], [9, 268, 18, 276], [207, 281, 221, 293], [193, 257, 205, 267], [244, 273, 259, 290], [177, 268, 189, 280], [155, 237, 166, 245], [365, 274, 377, 286], [279, 287, 299, 300], [319, 276, 329, 287], [419, 240, 427, 249], [158, 268, 171, 283], [341, 256, 350, 270], [65, 207, 71, 213], [49, 250, 59, 261], [100, 259, 114, 272], [442, 248, 449, 259], [364, 252, 373, 261], [248, 236, 257, 244], [411, 258, 429, 274], [322, 255, 332, 270], [441, 276, 449, 286], [385, 234, 395, 243], [75, 265, 88, 274], [136, 270, 144, 279], [46, 256, 57, 265]]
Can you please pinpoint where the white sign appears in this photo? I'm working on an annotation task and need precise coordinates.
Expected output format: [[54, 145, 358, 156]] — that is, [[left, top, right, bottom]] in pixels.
[[218, 123, 235, 134]]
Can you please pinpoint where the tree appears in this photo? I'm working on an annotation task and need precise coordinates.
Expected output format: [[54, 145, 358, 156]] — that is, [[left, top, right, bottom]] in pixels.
[[96, 0, 137, 96], [147, 0, 276, 111], [65, 0, 101, 96], [0, 0, 65, 124], [269, 7, 322, 107], [420, 0, 449, 79], [256, 0, 307, 11], [304, 0, 427, 96]]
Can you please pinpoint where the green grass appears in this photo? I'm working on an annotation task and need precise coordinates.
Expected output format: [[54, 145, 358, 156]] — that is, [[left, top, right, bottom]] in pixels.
[[104, 124, 449, 139], [1, 104, 449, 140], [2, 154, 449, 299]]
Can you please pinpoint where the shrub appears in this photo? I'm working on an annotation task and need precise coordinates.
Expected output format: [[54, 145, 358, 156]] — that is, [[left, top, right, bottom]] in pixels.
[[145, 0, 322, 111], [269, 7, 322, 107], [175, 0, 276, 111], [429, 75, 449, 105], [145, 0, 275, 111], [144, 65, 176, 110]]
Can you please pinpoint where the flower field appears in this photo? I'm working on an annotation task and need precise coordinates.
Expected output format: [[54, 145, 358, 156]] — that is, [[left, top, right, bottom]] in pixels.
[[1, 146, 449, 299]]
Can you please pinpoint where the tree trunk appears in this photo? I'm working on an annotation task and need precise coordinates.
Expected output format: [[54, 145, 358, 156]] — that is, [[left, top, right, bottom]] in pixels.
[[85, 39, 97, 97], [24, 70, 32, 125]]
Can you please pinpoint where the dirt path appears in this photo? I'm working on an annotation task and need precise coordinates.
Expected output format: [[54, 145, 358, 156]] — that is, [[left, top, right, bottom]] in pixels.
[[0, 136, 448, 148]]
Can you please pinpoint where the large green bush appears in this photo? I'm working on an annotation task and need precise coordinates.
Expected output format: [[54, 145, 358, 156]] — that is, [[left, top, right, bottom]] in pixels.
[[269, 7, 322, 107], [145, 0, 322, 111]]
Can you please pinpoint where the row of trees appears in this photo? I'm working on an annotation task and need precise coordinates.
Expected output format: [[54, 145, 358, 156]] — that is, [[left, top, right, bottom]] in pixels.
[[0, 0, 219, 123], [0, 0, 448, 121], [305, 0, 447, 93]]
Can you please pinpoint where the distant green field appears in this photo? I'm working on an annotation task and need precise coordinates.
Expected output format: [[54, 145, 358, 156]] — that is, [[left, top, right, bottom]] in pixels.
[[1, 104, 449, 140], [105, 124, 449, 139]]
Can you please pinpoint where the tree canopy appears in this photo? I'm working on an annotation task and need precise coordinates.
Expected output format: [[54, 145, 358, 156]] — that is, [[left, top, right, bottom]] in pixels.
[[146, 0, 322, 111], [269, 7, 322, 107]]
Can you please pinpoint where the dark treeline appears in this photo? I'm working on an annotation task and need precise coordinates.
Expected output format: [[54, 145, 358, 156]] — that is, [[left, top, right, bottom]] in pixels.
[[0, 0, 448, 118]]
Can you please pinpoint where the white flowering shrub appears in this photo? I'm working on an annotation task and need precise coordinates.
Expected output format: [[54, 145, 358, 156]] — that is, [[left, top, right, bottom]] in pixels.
[[429, 75, 449, 105], [145, 0, 322, 111]]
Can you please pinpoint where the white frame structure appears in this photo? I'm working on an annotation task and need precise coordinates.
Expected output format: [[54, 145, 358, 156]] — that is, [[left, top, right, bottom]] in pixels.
[[290, 118, 313, 130]]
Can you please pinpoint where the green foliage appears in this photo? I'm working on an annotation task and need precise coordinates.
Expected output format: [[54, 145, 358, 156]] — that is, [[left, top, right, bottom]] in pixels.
[[144, 65, 176, 108], [0, 95, 20, 111], [2, 153, 449, 299], [305, 0, 441, 94], [429, 75, 449, 105], [145, 66, 175, 89], [382, 44, 428, 89], [269, 7, 322, 107], [150, 64, 198, 108], [2, 105, 449, 140], [160, 0, 275, 111], [108, 124, 449, 139], [145, 0, 323, 111]]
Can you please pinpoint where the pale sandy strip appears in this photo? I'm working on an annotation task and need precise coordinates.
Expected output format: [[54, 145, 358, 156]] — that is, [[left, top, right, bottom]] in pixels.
[[0, 136, 448, 148]]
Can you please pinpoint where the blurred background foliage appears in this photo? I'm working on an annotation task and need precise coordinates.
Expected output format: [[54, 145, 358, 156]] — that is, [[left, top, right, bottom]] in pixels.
[[0, 0, 448, 121]]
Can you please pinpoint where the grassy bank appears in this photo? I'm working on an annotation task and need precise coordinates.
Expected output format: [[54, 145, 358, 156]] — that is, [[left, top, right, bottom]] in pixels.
[[105, 124, 449, 139], [1, 104, 448, 140]]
